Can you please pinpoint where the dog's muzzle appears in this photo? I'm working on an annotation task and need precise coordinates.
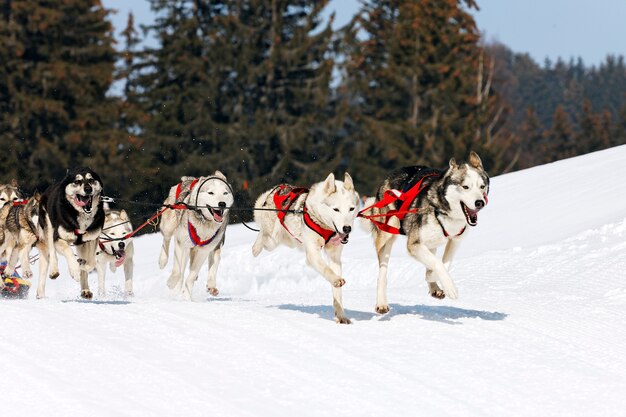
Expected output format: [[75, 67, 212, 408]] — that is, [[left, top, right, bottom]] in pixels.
[[74, 194, 95, 213]]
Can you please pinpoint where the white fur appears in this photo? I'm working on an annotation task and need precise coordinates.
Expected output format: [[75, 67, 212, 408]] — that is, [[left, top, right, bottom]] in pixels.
[[96, 209, 135, 297]]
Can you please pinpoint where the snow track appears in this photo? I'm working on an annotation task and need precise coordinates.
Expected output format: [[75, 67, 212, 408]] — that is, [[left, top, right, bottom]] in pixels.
[[3, 147, 626, 416]]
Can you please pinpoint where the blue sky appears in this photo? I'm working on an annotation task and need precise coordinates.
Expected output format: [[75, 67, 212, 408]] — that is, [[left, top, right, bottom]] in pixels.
[[103, 0, 626, 66]]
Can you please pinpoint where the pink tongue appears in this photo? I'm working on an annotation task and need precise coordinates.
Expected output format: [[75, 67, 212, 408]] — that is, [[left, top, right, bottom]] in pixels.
[[213, 212, 223, 222], [115, 255, 125, 267], [74, 197, 87, 207]]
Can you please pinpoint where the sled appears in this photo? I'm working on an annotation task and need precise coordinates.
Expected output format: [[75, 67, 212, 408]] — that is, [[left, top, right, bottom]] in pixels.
[[1, 261, 31, 299]]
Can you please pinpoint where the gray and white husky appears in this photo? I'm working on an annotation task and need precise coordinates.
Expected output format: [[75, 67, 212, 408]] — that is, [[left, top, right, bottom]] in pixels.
[[252, 173, 360, 324], [96, 208, 134, 297], [159, 172, 234, 300], [360, 152, 489, 314]]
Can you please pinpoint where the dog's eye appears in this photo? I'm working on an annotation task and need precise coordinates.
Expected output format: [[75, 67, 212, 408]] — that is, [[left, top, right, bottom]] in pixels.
[[223, 192, 228, 196], [208, 192, 214, 195], [349, 207, 355, 212], [480, 185, 485, 189], [74, 180, 81, 185], [333, 208, 340, 212], [12, 197, 17, 201], [462, 185, 469, 190]]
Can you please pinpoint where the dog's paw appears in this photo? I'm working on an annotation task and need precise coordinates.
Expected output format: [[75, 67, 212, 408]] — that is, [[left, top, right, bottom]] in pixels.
[[430, 289, 446, 299], [77, 258, 87, 266], [442, 285, 458, 300], [166, 274, 180, 290], [207, 287, 219, 296], [332, 278, 346, 288], [158, 254, 168, 270], [80, 289, 93, 299], [23, 270, 33, 279], [36, 291, 46, 299], [49, 271, 60, 280], [375, 304, 390, 314], [335, 316, 352, 324], [125, 291, 134, 298]]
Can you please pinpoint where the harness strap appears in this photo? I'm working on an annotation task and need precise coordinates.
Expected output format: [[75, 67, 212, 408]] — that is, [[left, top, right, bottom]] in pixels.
[[188, 221, 222, 247], [98, 240, 112, 255], [273, 185, 308, 243], [358, 172, 440, 235], [175, 178, 200, 200], [303, 207, 336, 243], [12, 199, 28, 206]]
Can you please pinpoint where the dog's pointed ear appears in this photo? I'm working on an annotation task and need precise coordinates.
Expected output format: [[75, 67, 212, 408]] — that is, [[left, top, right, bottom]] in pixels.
[[213, 170, 227, 180], [10, 178, 18, 187], [119, 209, 129, 220], [323, 173, 336, 194], [468, 151, 483, 170], [343, 173, 354, 191], [449, 158, 458, 170]]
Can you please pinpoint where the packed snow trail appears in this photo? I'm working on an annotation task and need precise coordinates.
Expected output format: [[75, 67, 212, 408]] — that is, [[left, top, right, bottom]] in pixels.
[[2, 146, 626, 416]]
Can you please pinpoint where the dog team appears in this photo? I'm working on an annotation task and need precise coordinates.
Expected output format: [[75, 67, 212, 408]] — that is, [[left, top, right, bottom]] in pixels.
[[0, 152, 490, 323]]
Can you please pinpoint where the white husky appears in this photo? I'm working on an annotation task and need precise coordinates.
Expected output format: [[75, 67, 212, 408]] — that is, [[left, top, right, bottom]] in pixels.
[[96, 208, 134, 297], [159, 172, 233, 300], [252, 173, 360, 324]]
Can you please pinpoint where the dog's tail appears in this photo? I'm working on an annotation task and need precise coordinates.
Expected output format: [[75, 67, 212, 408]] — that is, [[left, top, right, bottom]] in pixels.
[[358, 196, 377, 235]]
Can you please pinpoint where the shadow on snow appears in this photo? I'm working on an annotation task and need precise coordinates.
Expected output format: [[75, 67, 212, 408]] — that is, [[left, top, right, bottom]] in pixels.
[[274, 303, 507, 324]]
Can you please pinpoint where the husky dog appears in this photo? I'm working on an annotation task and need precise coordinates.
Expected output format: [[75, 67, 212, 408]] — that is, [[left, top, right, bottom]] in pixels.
[[0, 180, 23, 209], [0, 193, 42, 283], [96, 208, 134, 297], [159, 171, 233, 300], [360, 152, 489, 314], [37, 167, 105, 299], [252, 173, 360, 324]]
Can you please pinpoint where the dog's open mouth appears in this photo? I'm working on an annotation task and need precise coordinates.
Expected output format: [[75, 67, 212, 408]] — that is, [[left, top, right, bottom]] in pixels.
[[209, 207, 225, 223], [112, 249, 126, 267], [330, 232, 350, 245], [461, 202, 479, 226], [74, 194, 94, 213]]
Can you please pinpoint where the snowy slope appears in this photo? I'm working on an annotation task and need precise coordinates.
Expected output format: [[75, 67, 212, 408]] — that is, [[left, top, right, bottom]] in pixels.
[[2, 146, 626, 417]]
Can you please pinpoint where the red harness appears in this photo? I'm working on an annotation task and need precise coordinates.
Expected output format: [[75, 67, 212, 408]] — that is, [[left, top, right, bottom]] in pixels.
[[273, 185, 336, 244], [187, 221, 222, 247], [175, 178, 199, 200], [358, 172, 441, 235]]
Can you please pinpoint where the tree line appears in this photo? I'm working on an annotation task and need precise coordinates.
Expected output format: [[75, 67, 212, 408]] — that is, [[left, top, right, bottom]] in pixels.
[[1, 0, 625, 222]]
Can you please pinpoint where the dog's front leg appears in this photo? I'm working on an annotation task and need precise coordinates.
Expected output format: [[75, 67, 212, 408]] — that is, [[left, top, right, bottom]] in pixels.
[[205, 245, 221, 296], [182, 248, 210, 301], [44, 215, 60, 279], [124, 244, 134, 296], [325, 244, 350, 324], [374, 234, 397, 314], [54, 240, 81, 282], [36, 242, 49, 298], [423, 248, 445, 299], [407, 241, 458, 299], [167, 240, 188, 292], [79, 269, 93, 299], [17, 243, 34, 279], [96, 257, 107, 297], [76, 240, 97, 272], [304, 242, 344, 287]]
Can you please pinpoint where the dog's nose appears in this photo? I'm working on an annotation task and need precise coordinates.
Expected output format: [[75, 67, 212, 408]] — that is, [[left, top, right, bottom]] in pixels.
[[218, 201, 226, 208], [84, 185, 93, 194], [342, 226, 351, 234], [475, 200, 485, 210], [118, 242, 125, 249]]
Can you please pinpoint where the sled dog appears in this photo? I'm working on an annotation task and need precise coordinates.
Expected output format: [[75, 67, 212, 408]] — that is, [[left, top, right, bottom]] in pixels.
[[96, 208, 135, 297], [0, 180, 23, 209], [360, 152, 489, 313], [159, 172, 233, 300], [252, 173, 360, 324], [0, 193, 42, 284], [37, 167, 105, 299]]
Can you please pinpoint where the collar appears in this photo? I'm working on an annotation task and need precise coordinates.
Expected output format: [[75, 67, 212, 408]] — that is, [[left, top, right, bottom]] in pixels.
[[434, 209, 466, 238], [303, 206, 336, 243], [188, 221, 222, 247]]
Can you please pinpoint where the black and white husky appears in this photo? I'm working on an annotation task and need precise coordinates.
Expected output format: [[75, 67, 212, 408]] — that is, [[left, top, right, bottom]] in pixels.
[[360, 152, 489, 313], [36, 167, 104, 299], [159, 172, 234, 300], [252, 173, 360, 324]]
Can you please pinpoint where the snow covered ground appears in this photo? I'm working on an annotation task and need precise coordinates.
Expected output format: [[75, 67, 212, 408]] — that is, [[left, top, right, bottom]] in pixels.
[[3, 146, 626, 417]]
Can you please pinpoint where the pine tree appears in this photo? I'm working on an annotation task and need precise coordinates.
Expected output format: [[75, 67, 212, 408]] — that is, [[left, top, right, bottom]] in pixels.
[[138, 0, 336, 207], [341, 0, 507, 192], [545, 106, 575, 161], [0, 0, 118, 191]]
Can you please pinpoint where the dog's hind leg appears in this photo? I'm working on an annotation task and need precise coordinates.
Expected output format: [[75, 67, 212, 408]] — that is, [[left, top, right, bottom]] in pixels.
[[205, 245, 221, 296], [407, 241, 458, 299], [251, 232, 265, 257], [326, 245, 350, 324], [374, 233, 397, 314], [159, 234, 171, 269], [158, 211, 176, 269], [167, 240, 187, 291]]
